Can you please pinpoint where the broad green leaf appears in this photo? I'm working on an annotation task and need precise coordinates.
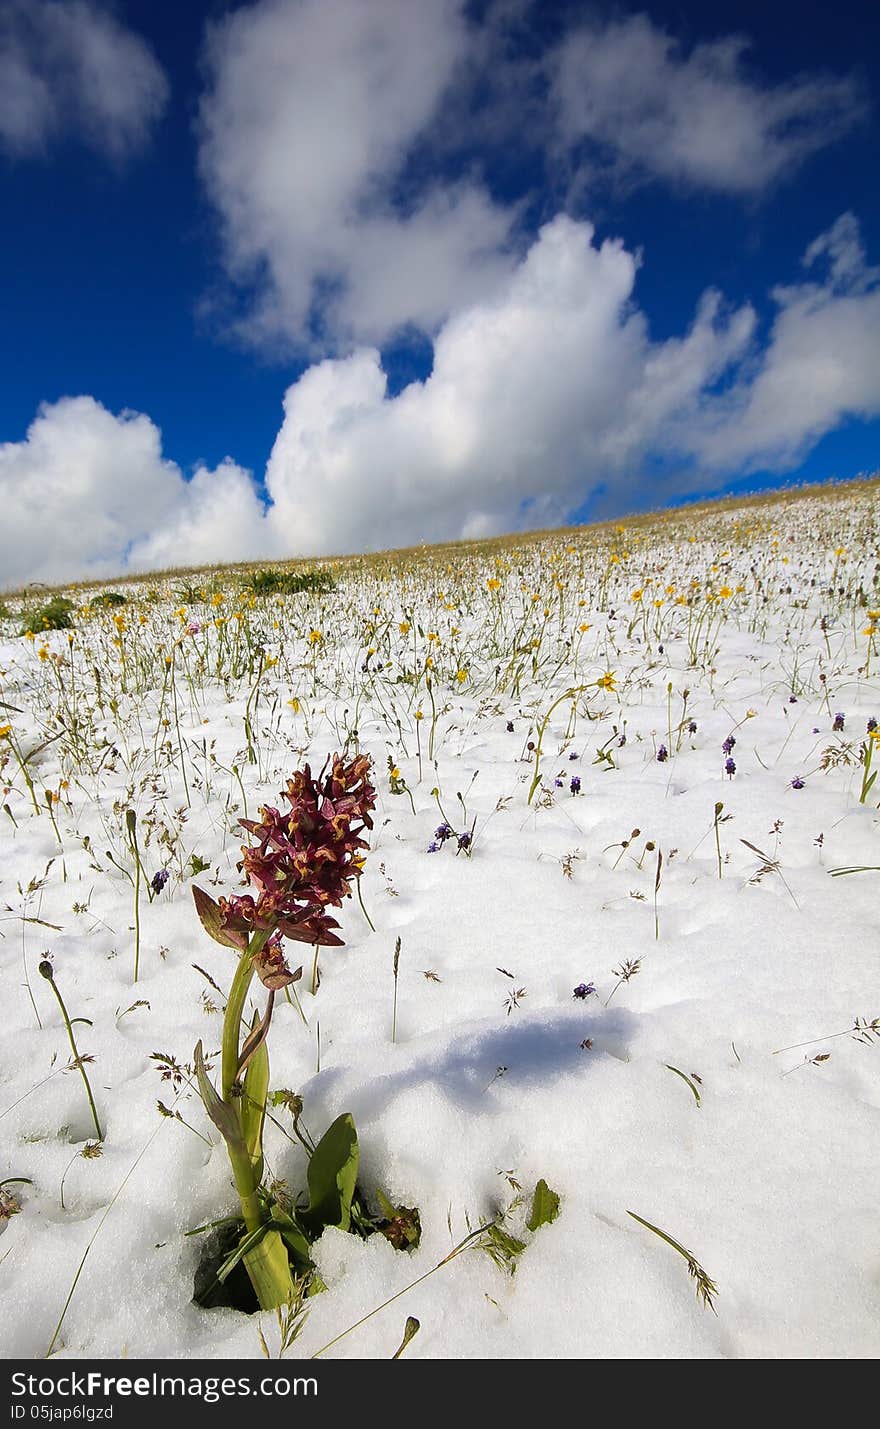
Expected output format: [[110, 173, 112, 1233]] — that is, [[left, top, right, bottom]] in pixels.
[[302, 1112, 359, 1234], [244, 1228, 296, 1311], [241, 1015, 269, 1181], [526, 1179, 561, 1232], [193, 1040, 245, 1153]]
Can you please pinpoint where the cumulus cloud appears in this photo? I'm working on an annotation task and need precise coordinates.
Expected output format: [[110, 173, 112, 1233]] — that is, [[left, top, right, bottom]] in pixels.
[[552, 13, 863, 195], [198, 0, 515, 351], [262, 215, 756, 553], [0, 0, 168, 160], [0, 397, 271, 586], [197, 2, 863, 359], [684, 215, 880, 472], [261, 212, 880, 553], [4, 214, 878, 585]]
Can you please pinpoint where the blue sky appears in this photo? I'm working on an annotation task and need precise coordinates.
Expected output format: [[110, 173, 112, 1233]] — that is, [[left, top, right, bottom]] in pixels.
[[1, 0, 878, 583]]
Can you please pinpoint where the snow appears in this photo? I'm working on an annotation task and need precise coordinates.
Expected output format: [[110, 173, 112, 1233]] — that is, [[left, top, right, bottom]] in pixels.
[[1, 486, 879, 1359]]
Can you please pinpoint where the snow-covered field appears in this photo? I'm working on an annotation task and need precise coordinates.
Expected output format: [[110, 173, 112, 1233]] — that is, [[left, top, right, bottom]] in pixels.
[[1, 483, 879, 1360]]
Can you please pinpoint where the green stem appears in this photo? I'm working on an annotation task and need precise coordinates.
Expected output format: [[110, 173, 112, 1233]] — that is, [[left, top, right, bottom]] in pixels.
[[219, 932, 294, 1309], [43, 971, 102, 1142], [222, 933, 266, 1102], [356, 874, 375, 932], [132, 847, 141, 982]]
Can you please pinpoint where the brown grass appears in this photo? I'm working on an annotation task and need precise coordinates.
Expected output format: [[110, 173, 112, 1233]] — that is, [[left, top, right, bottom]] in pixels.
[[4, 470, 877, 601]]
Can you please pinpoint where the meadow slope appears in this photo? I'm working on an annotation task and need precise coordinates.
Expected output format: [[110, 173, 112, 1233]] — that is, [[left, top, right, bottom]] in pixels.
[[1, 484, 879, 1359]]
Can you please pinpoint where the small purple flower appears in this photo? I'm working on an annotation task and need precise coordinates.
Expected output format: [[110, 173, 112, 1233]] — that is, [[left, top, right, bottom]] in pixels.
[[434, 823, 453, 843], [868, 717, 878, 733], [656, 744, 668, 763], [833, 712, 845, 732], [456, 831, 472, 853], [555, 777, 564, 788], [725, 757, 736, 777], [618, 733, 626, 747], [569, 751, 579, 760], [426, 840, 440, 853], [151, 869, 169, 895], [688, 720, 697, 734], [506, 721, 514, 733], [570, 776, 581, 795], [185, 622, 201, 635], [573, 982, 596, 1000], [789, 695, 798, 704], [722, 735, 736, 755], [791, 776, 805, 790], [812, 728, 820, 734]]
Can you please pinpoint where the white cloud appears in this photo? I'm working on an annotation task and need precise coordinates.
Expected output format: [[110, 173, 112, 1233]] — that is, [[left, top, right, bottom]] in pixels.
[[0, 397, 270, 587], [198, 0, 515, 351], [685, 215, 880, 472], [196, 2, 864, 359], [552, 13, 863, 194], [0, 0, 168, 160], [4, 214, 878, 585], [261, 215, 756, 553]]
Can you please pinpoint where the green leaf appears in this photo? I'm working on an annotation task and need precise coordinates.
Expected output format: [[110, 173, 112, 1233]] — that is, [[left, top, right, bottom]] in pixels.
[[485, 1223, 526, 1274], [526, 1178, 561, 1232], [240, 1015, 269, 1181], [664, 1064, 702, 1107], [193, 1040, 245, 1153], [217, 1222, 268, 1284], [192, 885, 247, 951], [270, 1207, 314, 1270], [375, 1188, 398, 1222], [301, 1112, 359, 1234], [184, 1214, 243, 1238]]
